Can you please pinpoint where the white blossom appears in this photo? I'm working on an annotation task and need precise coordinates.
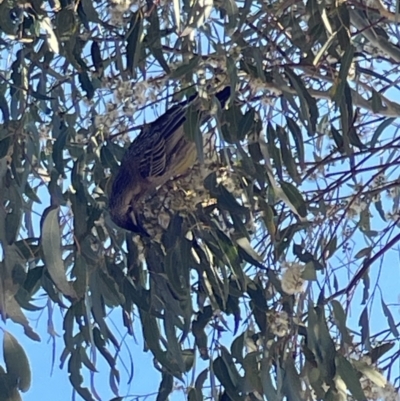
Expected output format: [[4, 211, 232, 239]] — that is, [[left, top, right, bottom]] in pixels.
[[267, 311, 289, 337], [372, 173, 386, 188], [281, 262, 305, 295]]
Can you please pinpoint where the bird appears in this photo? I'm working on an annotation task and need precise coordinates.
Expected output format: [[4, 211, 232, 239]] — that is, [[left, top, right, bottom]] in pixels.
[[109, 86, 231, 234]]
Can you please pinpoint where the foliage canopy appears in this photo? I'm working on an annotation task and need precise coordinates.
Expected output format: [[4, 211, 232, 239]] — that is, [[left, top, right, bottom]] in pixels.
[[0, 0, 399, 400]]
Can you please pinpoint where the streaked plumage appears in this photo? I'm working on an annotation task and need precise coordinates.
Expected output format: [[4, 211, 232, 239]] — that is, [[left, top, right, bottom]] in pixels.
[[109, 87, 231, 234]]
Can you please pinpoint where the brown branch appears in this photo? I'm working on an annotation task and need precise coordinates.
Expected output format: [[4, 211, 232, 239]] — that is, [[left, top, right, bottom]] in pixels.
[[326, 231, 400, 303]]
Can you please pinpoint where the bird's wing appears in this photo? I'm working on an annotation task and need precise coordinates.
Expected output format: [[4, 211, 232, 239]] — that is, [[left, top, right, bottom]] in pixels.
[[125, 95, 197, 179], [139, 133, 167, 177], [129, 86, 232, 180]]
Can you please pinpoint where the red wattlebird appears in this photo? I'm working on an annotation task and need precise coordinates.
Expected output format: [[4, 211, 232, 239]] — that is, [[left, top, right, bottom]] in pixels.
[[109, 87, 231, 234]]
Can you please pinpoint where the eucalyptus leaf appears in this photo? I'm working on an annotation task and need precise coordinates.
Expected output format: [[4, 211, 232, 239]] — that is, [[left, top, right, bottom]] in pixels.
[[41, 207, 77, 299], [3, 332, 31, 392]]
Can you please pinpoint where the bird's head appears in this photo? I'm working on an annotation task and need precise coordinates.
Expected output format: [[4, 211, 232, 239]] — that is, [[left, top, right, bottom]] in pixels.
[[109, 196, 149, 236], [108, 167, 149, 236]]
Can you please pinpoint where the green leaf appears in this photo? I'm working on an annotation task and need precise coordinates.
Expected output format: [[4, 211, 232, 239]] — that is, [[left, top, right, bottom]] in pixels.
[[170, 56, 200, 79], [260, 358, 279, 401], [266, 123, 283, 179], [217, 185, 248, 215], [183, 104, 202, 162], [352, 360, 387, 388], [348, 125, 365, 150], [282, 358, 303, 401], [0, 366, 13, 401], [78, 71, 95, 100], [259, 202, 276, 241], [276, 125, 300, 183], [3, 332, 31, 392], [361, 271, 370, 304], [316, 306, 337, 382], [370, 118, 395, 147], [367, 343, 394, 364], [302, 262, 317, 281], [332, 45, 355, 105], [381, 299, 400, 337], [195, 368, 208, 391], [5, 186, 22, 245], [331, 125, 344, 152], [126, 11, 144, 77], [0, 136, 10, 159], [55, 7, 77, 40], [79, 348, 97, 373], [223, 0, 239, 33], [226, 56, 238, 103], [139, 308, 163, 355], [41, 207, 77, 298], [220, 346, 242, 387], [163, 310, 185, 372], [338, 89, 352, 157], [192, 306, 213, 360], [93, 327, 118, 374], [293, 243, 324, 270], [336, 4, 351, 49], [0, 2, 17, 35], [280, 181, 307, 218], [286, 116, 305, 165], [335, 355, 365, 401], [237, 108, 255, 140], [188, 388, 202, 401], [165, 246, 190, 301], [182, 349, 195, 372], [358, 306, 371, 350], [307, 304, 337, 383], [24, 182, 41, 204], [230, 332, 244, 363], [236, 237, 262, 263], [354, 247, 372, 259], [325, 235, 337, 259], [68, 349, 96, 401], [331, 300, 352, 345], [243, 352, 262, 393], [213, 357, 244, 401], [284, 67, 318, 134], [97, 269, 125, 307], [220, 103, 241, 143], [373, 200, 386, 222], [371, 90, 384, 114], [80, 0, 101, 23], [91, 41, 102, 73], [52, 121, 70, 177]]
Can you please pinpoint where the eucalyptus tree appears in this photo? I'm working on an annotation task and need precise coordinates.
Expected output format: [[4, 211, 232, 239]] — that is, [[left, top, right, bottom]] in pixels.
[[0, 0, 399, 400]]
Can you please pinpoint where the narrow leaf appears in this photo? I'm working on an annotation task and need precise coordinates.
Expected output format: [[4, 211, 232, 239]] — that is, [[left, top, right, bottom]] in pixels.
[[41, 207, 77, 298], [280, 181, 307, 218], [381, 299, 400, 337], [358, 306, 371, 350], [3, 332, 31, 392], [126, 12, 144, 77], [286, 116, 305, 165], [335, 355, 365, 401], [370, 118, 395, 147]]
